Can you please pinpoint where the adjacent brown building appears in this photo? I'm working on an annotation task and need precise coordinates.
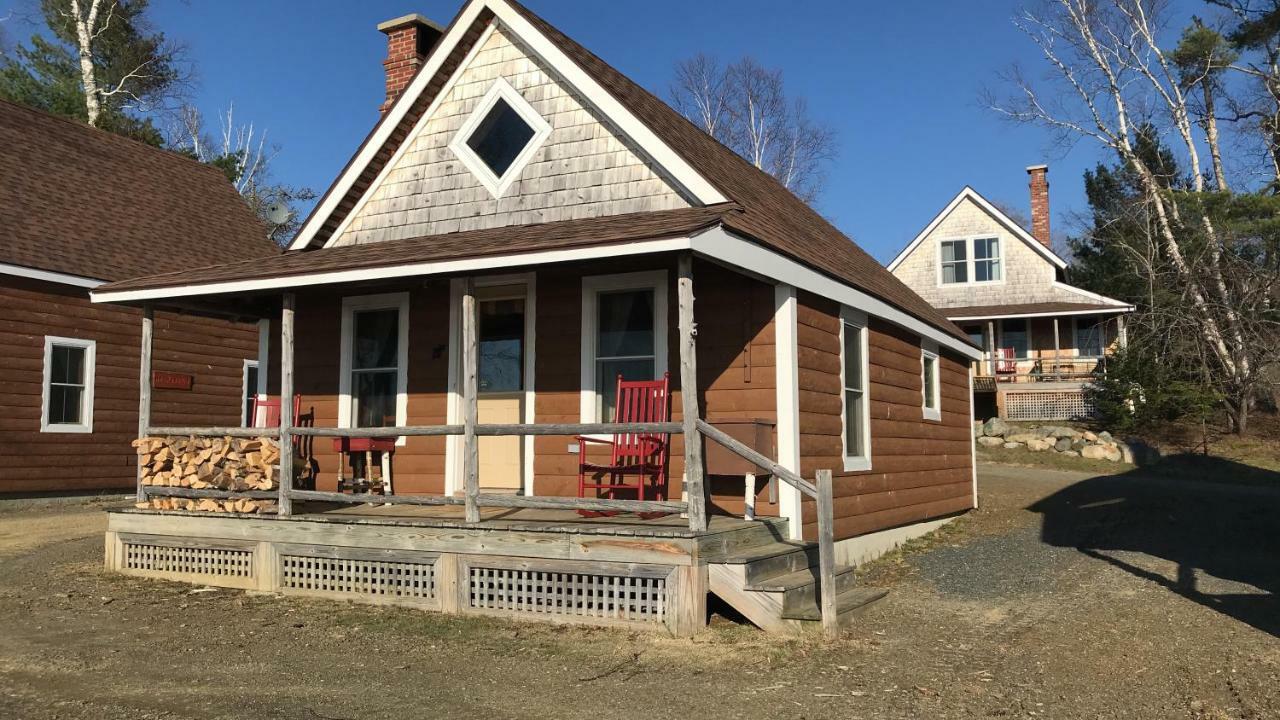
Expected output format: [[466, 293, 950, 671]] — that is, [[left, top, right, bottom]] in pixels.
[[0, 99, 278, 493]]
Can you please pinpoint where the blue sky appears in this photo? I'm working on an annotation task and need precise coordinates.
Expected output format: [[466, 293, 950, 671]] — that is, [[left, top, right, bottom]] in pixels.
[[9, 0, 1126, 261]]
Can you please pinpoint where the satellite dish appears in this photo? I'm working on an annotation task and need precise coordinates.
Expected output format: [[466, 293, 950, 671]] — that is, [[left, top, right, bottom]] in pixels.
[[264, 201, 290, 225]]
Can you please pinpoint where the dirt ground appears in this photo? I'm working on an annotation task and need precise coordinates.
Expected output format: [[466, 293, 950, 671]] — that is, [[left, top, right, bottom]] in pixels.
[[1, 465, 1277, 720]]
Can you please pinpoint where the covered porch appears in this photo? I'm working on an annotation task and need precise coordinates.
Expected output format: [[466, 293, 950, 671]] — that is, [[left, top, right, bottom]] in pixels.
[[94, 237, 849, 635]]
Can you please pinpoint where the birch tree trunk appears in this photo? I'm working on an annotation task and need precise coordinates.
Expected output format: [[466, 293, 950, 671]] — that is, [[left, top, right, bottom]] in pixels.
[[69, 0, 104, 126]]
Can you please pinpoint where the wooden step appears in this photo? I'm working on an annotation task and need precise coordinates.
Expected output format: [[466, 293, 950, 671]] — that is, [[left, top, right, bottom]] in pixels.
[[746, 564, 860, 615], [781, 587, 888, 621], [697, 518, 791, 560], [717, 542, 819, 583]]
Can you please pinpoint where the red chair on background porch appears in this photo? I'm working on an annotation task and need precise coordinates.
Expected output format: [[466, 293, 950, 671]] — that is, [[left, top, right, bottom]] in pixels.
[[576, 373, 671, 517], [994, 348, 1018, 381], [251, 394, 302, 428]]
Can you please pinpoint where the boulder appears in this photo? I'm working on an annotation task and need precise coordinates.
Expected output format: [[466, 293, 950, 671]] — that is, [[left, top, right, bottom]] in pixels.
[[1026, 438, 1053, 452], [1059, 450, 1080, 457], [1071, 438, 1087, 451], [977, 436, 1005, 448], [1034, 426, 1058, 438], [1080, 445, 1110, 460], [1097, 431, 1114, 444], [1103, 445, 1123, 462], [973, 421, 985, 438], [983, 418, 1011, 438], [1082, 431, 1098, 442], [1002, 442, 1021, 449], [1006, 433, 1040, 445], [1051, 427, 1081, 440], [1054, 437, 1073, 452]]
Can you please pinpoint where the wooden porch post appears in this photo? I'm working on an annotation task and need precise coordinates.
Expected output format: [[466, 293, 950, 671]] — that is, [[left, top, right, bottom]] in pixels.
[[815, 469, 838, 639], [135, 304, 154, 502], [1052, 317, 1061, 380], [986, 319, 996, 376], [462, 278, 480, 523], [677, 253, 707, 532], [278, 293, 295, 517]]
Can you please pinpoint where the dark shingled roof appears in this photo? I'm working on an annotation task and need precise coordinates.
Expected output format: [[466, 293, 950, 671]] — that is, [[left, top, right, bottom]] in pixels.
[[95, 0, 970, 345], [0, 98, 277, 283], [95, 206, 734, 292], [943, 302, 1133, 319]]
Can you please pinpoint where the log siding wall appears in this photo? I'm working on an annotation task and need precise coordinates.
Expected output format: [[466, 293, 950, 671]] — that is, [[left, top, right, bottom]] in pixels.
[[0, 276, 260, 493], [794, 291, 974, 540]]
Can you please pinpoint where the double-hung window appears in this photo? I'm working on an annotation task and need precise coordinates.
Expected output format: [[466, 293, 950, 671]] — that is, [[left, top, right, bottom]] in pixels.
[[340, 294, 409, 435], [581, 271, 667, 423], [1076, 317, 1105, 358], [940, 237, 1001, 285], [840, 308, 871, 472], [939, 240, 968, 284], [41, 336, 95, 433], [921, 341, 941, 422], [973, 237, 1002, 282]]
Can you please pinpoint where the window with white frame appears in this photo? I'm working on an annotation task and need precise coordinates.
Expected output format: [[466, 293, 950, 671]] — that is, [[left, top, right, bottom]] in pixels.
[[921, 342, 941, 422], [41, 336, 95, 433], [940, 237, 1002, 285], [939, 239, 968, 284], [1000, 318, 1029, 359], [973, 237, 1002, 282], [241, 360, 259, 427], [840, 308, 870, 471], [339, 294, 409, 433], [448, 77, 552, 199], [581, 271, 667, 423]]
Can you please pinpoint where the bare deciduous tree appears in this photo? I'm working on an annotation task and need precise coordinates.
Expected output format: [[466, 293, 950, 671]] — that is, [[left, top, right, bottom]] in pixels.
[[670, 55, 836, 203], [63, 0, 155, 125], [990, 0, 1279, 431]]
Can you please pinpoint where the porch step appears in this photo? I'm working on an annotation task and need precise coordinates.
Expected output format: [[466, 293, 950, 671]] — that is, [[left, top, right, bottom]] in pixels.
[[781, 587, 889, 621], [708, 538, 885, 634]]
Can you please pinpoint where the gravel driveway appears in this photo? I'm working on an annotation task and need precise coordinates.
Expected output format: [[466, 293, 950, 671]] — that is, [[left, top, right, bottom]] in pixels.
[[0, 464, 1276, 719]]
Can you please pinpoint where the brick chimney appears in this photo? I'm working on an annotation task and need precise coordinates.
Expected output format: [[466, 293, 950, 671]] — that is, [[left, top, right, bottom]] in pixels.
[[377, 14, 444, 115], [1026, 164, 1051, 248]]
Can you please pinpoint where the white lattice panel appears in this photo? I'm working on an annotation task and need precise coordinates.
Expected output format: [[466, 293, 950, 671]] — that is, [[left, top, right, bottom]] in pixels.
[[468, 566, 666, 623], [280, 555, 435, 601], [1004, 389, 1096, 421], [123, 542, 253, 579]]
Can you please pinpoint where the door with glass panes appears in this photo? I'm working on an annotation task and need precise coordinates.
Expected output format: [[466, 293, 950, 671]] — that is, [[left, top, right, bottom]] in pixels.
[[475, 285, 527, 491]]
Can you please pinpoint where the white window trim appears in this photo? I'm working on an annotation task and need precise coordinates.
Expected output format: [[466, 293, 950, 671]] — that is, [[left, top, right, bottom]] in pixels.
[[936, 235, 1005, 288], [339, 292, 410, 446], [447, 76, 552, 200], [579, 270, 669, 430], [241, 358, 260, 427], [40, 335, 95, 434], [921, 340, 942, 422], [839, 307, 871, 473]]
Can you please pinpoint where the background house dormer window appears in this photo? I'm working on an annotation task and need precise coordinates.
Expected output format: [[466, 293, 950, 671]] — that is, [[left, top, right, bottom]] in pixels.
[[449, 77, 551, 199], [939, 237, 1002, 285]]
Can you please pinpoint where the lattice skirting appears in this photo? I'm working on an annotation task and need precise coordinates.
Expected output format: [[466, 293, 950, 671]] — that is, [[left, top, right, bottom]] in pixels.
[[1003, 389, 1097, 421], [116, 534, 258, 589], [276, 545, 438, 607], [465, 559, 668, 624]]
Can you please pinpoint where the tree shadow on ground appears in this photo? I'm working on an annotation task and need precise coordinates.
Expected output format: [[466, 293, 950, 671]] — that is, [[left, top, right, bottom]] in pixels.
[[1028, 458, 1280, 637]]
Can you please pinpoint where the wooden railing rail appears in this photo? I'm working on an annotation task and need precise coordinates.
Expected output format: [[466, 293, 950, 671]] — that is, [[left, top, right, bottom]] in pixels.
[[146, 426, 280, 438], [696, 418, 838, 638]]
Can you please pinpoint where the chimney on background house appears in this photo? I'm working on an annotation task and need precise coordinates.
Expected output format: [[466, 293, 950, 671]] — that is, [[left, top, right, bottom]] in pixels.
[[378, 14, 444, 115], [1026, 164, 1051, 248]]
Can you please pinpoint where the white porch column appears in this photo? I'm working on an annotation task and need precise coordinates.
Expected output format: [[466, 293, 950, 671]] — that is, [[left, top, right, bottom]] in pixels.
[[461, 277, 480, 523], [278, 293, 295, 517], [135, 304, 154, 502]]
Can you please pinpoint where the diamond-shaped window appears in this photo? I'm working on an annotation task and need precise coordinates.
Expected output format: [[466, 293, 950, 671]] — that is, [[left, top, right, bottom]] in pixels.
[[449, 78, 551, 198]]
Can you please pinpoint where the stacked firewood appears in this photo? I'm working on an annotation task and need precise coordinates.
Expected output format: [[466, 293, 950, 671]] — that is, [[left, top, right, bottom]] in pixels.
[[132, 436, 283, 513]]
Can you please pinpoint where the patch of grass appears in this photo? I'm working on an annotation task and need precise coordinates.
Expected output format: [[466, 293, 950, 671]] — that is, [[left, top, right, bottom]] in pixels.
[[976, 445, 1127, 475], [857, 514, 971, 587]]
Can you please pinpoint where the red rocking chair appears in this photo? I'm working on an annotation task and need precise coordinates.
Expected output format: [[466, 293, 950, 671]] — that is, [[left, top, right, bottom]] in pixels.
[[251, 394, 301, 428], [576, 373, 671, 517]]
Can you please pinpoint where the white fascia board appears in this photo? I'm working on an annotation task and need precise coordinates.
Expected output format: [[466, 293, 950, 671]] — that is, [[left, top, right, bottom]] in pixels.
[[90, 237, 695, 304], [286, 0, 488, 251], [0, 262, 104, 288], [691, 226, 983, 360], [887, 187, 1068, 272], [489, 0, 726, 206], [1051, 281, 1134, 309], [293, 0, 725, 251], [948, 307, 1133, 322]]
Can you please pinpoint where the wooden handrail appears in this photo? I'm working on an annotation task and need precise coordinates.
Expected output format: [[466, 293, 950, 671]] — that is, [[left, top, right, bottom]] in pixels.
[[147, 426, 280, 438], [145, 423, 684, 440]]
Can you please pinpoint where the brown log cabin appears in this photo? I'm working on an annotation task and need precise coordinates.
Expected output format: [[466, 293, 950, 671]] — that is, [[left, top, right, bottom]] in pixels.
[[0, 99, 278, 493], [90, 0, 983, 635]]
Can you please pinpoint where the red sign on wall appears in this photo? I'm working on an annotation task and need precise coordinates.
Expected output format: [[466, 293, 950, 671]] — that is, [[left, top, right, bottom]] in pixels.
[[152, 371, 194, 391]]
